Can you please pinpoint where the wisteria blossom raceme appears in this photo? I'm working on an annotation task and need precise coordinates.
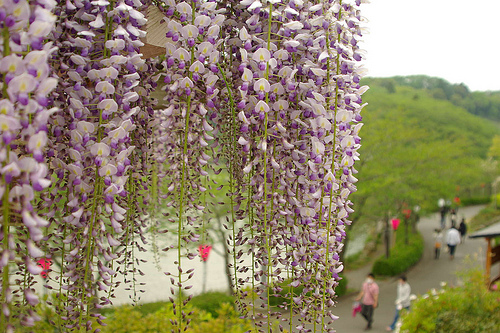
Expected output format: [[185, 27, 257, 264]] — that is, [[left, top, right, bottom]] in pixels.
[[35, 0, 154, 330], [155, 1, 231, 330], [0, 0, 368, 331], [155, 0, 367, 331], [0, 0, 59, 330], [207, 0, 369, 331]]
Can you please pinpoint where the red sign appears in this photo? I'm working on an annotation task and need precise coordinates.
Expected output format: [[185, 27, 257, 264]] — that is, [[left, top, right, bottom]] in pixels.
[[37, 258, 52, 279], [198, 245, 212, 262]]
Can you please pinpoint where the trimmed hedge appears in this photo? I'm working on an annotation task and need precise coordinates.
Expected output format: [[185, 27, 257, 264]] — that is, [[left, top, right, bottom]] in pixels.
[[372, 229, 424, 277], [459, 196, 491, 206]]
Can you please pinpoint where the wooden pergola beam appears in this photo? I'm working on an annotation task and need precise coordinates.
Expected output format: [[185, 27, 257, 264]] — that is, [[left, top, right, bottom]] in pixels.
[[469, 221, 500, 290], [486, 237, 492, 282], [140, 6, 169, 59]]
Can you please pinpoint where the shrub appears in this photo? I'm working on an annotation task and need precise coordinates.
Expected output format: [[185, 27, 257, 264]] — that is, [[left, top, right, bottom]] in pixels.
[[101, 305, 157, 333], [400, 268, 500, 333], [268, 274, 349, 307], [336, 274, 348, 296], [189, 302, 252, 333], [18, 293, 245, 333], [460, 196, 491, 206], [189, 291, 236, 318], [468, 203, 500, 232], [134, 301, 171, 316], [100, 302, 249, 333], [100, 300, 173, 317], [372, 230, 424, 276]]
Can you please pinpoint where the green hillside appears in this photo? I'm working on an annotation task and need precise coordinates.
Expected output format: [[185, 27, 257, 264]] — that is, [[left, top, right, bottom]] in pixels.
[[366, 75, 500, 121], [352, 77, 499, 220]]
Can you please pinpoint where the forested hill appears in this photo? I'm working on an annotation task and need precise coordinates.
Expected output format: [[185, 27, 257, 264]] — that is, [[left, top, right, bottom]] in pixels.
[[352, 77, 499, 220], [363, 75, 500, 121]]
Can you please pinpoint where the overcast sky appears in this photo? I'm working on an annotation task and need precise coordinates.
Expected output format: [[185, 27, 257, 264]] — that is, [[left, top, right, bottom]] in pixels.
[[360, 0, 500, 91]]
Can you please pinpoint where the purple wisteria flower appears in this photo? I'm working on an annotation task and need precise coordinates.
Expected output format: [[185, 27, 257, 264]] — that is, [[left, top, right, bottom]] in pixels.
[[0, 0, 368, 331], [157, 0, 367, 332], [0, 0, 58, 329], [36, 0, 154, 330]]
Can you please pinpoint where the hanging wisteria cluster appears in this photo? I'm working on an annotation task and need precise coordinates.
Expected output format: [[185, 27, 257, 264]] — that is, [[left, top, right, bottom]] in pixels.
[[0, 0, 58, 329], [0, 0, 367, 331]]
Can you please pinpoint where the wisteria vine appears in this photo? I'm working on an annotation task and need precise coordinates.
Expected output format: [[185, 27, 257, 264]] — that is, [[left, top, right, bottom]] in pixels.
[[0, 0, 368, 331]]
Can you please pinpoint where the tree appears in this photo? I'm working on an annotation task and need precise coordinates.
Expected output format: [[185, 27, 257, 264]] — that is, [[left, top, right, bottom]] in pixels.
[[350, 81, 498, 230]]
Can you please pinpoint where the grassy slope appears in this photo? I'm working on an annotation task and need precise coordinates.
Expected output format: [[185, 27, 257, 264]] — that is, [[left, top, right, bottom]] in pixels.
[[353, 80, 499, 215], [344, 78, 500, 267]]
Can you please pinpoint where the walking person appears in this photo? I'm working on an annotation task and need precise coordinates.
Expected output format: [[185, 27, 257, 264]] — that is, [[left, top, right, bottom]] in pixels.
[[439, 207, 446, 230], [433, 228, 443, 259], [386, 275, 411, 331], [458, 218, 467, 243], [355, 273, 379, 330], [446, 225, 461, 260], [449, 209, 457, 228]]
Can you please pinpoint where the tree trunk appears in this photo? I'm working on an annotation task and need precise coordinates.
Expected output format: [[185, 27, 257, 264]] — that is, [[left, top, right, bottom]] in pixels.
[[215, 221, 235, 294], [404, 217, 409, 245], [384, 213, 390, 259]]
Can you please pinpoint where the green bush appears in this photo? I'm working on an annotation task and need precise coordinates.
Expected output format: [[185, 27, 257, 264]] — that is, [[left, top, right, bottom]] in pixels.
[[16, 293, 247, 333], [101, 301, 251, 333], [189, 303, 252, 333], [189, 291, 235, 318], [134, 300, 171, 316], [460, 196, 491, 206], [468, 203, 500, 232], [372, 230, 424, 276], [268, 274, 348, 307], [102, 292, 235, 319], [336, 274, 348, 296], [400, 268, 500, 333]]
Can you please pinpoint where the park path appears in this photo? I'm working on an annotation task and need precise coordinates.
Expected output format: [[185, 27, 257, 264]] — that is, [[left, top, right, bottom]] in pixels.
[[328, 205, 487, 332], [97, 205, 487, 332]]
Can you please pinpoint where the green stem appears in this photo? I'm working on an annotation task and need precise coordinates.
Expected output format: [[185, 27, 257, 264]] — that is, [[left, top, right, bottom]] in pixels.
[[79, 172, 101, 331], [2, 26, 10, 98], [103, 1, 115, 59], [79, 82, 106, 331], [263, 4, 273, 333], [1, 26, 11, 332], [1, 174, 10, 332], [58, 225, 67, 332], [247, 172, 256, 326], [217, 63, 240, 297], [289, 187, 300, 333], [321, 3, 343, 331], [177, 95, 192, 333], [127, 175, 138, 302]]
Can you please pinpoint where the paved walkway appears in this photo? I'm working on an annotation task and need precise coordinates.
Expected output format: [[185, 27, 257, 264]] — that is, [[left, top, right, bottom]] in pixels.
[[329, 205, 487, 332]]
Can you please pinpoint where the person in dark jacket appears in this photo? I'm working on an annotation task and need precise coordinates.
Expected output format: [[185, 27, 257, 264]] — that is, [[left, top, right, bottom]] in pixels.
[[458, 218, 467, 243]]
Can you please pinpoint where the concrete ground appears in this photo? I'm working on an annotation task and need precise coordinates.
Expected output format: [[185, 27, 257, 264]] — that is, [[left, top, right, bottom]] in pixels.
[[329, 205, 487, 332]]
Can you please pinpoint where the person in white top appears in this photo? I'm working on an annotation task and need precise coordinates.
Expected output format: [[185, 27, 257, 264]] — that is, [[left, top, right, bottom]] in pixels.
[[446, 225, 461, 260], [386, 275, 411, 331], [433, 228, 443, 259]]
